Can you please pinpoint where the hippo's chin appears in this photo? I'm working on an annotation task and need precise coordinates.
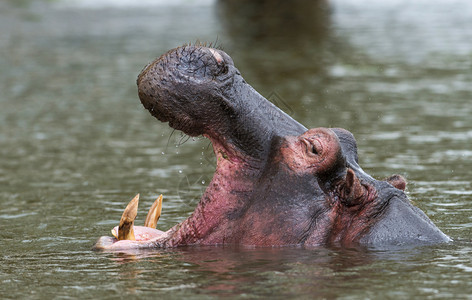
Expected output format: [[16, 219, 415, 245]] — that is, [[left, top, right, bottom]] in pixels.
[[94, 45, 451, 251]]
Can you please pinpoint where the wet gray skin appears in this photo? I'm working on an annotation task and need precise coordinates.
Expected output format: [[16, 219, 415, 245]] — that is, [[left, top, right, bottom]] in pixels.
[[122, 45, 451, 248]]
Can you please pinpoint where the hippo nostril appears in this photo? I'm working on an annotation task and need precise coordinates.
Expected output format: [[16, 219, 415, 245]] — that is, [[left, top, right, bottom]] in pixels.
[[221, 65, 229, 75], [311, 144, 318, 155]]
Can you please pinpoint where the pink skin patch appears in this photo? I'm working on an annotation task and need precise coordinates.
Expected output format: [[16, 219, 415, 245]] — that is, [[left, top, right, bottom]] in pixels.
[[280, 128, 344, 175]]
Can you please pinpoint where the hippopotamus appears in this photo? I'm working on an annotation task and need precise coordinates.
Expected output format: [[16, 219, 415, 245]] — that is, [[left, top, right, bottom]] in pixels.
[[94, 45, 451, 251]]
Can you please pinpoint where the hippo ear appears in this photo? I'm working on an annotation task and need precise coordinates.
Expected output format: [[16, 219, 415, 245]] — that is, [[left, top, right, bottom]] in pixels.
[[385, 174, 407, 191], [340, 168, 366, 207]]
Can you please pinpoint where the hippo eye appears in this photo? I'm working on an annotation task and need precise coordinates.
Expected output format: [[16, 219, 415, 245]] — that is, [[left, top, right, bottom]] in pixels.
[[302, 138, 320, 157], [311, 144, 318, 155]]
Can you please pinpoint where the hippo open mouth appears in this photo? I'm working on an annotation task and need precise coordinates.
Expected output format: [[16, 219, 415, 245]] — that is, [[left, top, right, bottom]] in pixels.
[[94, 45, 451, 251]]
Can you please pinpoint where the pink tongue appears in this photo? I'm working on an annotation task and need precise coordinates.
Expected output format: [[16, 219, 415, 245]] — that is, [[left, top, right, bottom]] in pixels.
[[112, 225, 165, 241]]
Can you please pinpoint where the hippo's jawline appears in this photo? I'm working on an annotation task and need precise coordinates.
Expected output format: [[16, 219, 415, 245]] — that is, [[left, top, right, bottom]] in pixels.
[[94, 45, 451, 251]]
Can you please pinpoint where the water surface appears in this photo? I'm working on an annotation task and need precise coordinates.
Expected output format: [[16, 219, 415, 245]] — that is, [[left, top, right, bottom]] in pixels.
[[1, 0, 471, 298]]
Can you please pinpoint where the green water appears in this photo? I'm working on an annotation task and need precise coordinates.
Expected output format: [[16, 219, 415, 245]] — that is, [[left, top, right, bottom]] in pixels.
[[1, 0, 471, 298]]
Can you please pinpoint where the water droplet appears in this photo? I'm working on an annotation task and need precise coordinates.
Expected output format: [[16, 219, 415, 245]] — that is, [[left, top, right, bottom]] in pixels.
[[161, 152, 165, 155], [201, 180, 205, 184], [178, 170, 183, 174]]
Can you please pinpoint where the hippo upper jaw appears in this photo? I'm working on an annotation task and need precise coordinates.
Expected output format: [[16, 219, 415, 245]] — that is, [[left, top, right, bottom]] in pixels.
[[137, 45, 306, 162]]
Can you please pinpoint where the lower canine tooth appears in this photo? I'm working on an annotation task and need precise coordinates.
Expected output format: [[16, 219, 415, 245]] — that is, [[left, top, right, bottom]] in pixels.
[[117, 194, 139, 240], [144, 194, 163, 229], [111, 227, 118, 239]]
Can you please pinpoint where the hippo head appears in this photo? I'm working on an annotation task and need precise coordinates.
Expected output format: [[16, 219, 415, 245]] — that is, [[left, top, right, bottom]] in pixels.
[[95, 45, 450, 250]]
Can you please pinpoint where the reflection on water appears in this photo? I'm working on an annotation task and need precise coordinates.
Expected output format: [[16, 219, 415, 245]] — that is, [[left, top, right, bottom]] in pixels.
[[1, 0, 472, 298]]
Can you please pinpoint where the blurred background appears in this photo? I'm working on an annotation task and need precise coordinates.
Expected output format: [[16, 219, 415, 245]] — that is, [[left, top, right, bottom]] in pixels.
[[1, 0, 471, 298]]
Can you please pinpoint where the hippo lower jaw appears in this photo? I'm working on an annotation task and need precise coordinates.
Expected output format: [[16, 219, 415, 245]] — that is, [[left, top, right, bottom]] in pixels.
[[94, 135, 260, 251], [93, 194, 169, 250]]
